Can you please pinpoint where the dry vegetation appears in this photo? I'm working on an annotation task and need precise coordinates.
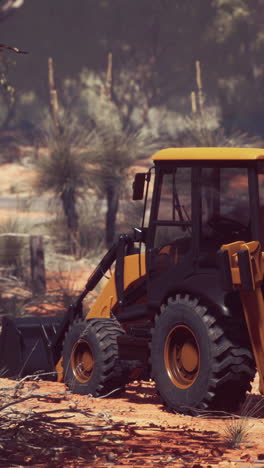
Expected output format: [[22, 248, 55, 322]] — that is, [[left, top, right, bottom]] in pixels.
[[0, 376, 133, 466]]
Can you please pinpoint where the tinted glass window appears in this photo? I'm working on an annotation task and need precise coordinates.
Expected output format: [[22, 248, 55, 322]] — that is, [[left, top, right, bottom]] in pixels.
[[201, 167, 249, 245], [154, 168, 192, 258]]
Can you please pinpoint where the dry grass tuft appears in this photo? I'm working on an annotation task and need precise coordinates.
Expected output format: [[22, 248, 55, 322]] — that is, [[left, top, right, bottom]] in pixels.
[[223, 392, 264, 449], [223, 417, 250, 448]]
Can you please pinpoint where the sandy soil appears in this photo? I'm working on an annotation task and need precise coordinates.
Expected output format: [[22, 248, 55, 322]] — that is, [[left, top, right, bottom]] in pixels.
[[0, 161, 37, 196]]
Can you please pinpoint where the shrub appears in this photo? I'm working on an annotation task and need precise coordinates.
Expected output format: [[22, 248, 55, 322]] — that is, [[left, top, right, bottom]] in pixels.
[[34, 112, 93, 255], [223, 416, 250, 448], [175, 113, 263, 148]]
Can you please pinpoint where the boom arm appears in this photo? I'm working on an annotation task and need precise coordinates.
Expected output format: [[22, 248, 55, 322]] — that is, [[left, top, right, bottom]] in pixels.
[[53, 231, 141, 366], [219, 240, 264, 394]]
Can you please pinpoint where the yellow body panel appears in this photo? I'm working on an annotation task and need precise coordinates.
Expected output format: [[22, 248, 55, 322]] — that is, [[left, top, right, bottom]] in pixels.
[[85, 253, 146, 319], [221, 241, 264, 394], [152, 147, 264, 161], [56, 253, 146, 381], [56, 358, 63, 382]]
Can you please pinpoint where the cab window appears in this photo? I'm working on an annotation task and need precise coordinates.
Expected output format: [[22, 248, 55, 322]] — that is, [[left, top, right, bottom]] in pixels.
[[154, 168, 192, 260]]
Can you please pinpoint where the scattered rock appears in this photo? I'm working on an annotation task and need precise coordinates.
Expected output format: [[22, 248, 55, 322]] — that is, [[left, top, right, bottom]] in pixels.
[[218, 462, 236, 467], [68, 402, 77, 410], [106, 451, 117, 462], [210, 448, 223, 457], [240, 452, 251, 461]]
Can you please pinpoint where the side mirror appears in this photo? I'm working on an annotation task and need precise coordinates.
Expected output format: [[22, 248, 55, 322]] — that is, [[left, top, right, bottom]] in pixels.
[[132, 173, 146, 200]]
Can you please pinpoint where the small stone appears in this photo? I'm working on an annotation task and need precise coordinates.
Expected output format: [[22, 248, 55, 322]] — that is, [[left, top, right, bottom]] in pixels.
[[106, 451, 117, 462], [240, 452, 251, 461], [218, 462, 236, 467], [210, 448, 223, 457], [68, 402, 77, 410]]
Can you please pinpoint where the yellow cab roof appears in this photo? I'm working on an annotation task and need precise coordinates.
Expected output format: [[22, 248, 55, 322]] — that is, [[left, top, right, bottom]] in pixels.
[[152, 147, 264, 161]]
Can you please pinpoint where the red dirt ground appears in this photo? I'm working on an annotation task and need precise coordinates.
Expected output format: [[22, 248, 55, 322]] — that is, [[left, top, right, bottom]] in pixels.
[[0, 377, 263, 468]]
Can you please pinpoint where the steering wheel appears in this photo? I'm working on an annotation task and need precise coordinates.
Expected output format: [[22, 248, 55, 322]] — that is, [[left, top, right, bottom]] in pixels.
[[207, 215, 248, 241]]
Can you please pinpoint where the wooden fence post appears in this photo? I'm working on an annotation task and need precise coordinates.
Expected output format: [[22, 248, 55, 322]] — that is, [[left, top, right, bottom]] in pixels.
[[48, 56, 60, 131], [30, 235, 46, 296]]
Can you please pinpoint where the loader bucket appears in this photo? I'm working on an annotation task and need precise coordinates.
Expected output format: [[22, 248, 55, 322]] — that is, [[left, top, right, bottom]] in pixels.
[[0, 315, 64, 380]]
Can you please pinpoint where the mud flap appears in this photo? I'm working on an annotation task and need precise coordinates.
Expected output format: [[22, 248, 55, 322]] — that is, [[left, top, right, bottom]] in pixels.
[[0, 316, 64, 379]]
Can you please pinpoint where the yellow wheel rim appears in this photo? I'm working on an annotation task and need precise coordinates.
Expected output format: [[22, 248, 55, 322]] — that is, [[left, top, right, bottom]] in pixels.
[[71, 338, 94, 383], [164, 325, 200, 389]]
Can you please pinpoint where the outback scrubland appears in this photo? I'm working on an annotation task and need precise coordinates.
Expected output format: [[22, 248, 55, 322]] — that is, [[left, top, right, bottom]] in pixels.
[[0, 1, 263, 467]]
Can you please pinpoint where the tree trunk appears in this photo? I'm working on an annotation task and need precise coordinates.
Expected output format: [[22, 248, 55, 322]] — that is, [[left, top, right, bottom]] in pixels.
[[30, 235, 46, 296], [61, 188, 78, 231], [61, 188, 79, 255], [105, 185, 119, 248]]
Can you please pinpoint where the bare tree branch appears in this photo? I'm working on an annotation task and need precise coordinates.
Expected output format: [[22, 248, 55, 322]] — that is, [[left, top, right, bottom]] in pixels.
[[0, 43, 27, 54]]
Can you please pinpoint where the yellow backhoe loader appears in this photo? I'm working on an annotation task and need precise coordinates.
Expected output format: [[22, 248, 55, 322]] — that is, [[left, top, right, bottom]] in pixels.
[[1, 147, 264, 414]]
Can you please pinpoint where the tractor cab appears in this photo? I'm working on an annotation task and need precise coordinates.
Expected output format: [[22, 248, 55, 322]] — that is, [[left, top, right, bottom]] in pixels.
[[132, 147, 264, 405], [134, 148, 264, 282]]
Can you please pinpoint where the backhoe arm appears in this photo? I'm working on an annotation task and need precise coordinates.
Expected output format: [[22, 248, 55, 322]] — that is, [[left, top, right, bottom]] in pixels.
[[219, 241, 264, 394]]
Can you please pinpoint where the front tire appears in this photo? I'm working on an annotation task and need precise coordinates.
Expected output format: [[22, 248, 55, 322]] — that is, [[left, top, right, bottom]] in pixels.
[[62, 318, 125, 396], [150, 294, 256, 413]]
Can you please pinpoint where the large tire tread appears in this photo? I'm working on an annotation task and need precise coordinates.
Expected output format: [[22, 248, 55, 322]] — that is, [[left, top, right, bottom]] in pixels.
[[62, 317, 126, 397], [151, 293, 256, 413]]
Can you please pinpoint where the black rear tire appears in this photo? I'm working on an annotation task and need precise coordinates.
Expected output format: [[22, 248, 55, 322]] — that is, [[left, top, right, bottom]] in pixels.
[[62, 318, 126, 396], [150, 294, 256, 414]]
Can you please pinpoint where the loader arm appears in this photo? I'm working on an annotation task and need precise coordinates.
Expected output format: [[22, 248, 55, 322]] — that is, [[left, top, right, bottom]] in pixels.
[[219, 240, 264, 394], [55, 232, 146, 380], [0, 242, 120, 380], [0, 232, 144, 380]]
